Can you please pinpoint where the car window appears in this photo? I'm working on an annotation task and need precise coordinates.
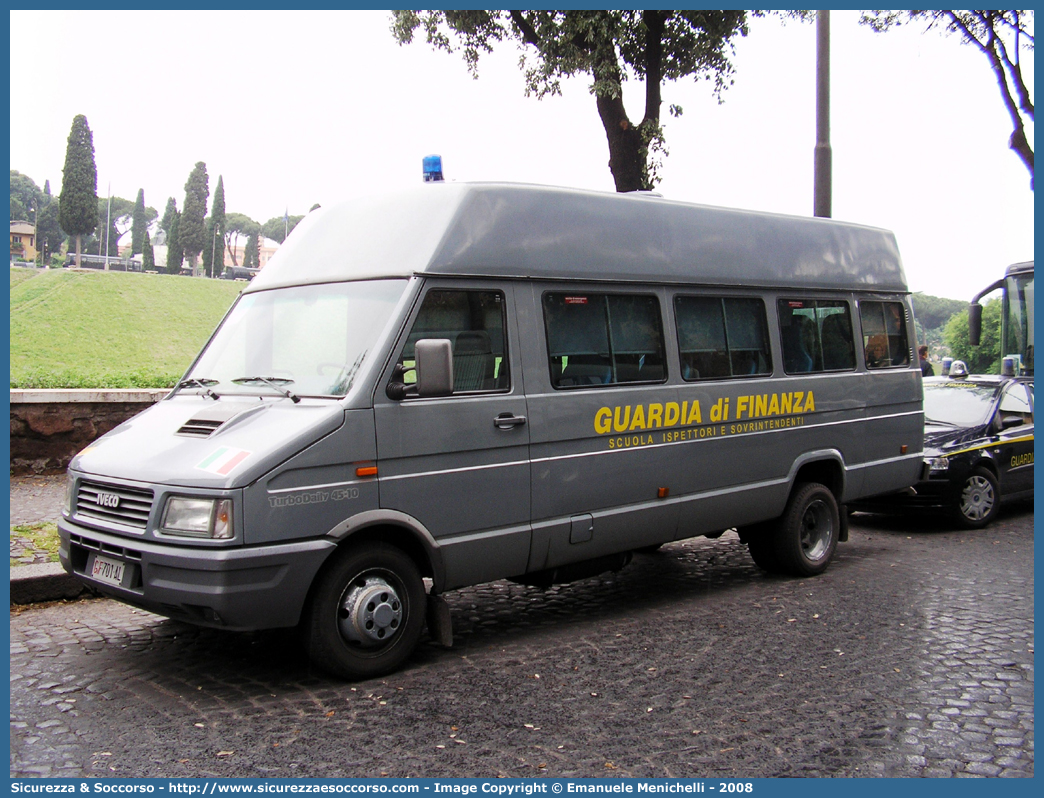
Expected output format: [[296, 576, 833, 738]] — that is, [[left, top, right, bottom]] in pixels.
[[544, 292, 666, 388], [860, 300, 910, 369], [999, 383, 1033, 424], [923, 382, 999, 428], [396, 289, 509, 393], [675, 295, 772, 380]]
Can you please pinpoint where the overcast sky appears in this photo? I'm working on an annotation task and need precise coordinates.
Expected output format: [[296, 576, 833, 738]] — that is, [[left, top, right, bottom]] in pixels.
[[9, 9, 1034, 301]]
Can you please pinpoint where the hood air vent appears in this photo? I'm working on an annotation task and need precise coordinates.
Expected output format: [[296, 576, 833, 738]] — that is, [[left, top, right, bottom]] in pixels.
[[176, 418, 225, 438], [175, 404, 251, 438]]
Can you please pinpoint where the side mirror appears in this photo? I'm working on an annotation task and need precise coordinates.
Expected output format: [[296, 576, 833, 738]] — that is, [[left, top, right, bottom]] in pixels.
[[415, 339, 453, 397], [999, 414, 1024, 430], [968, 302, 983, 346]]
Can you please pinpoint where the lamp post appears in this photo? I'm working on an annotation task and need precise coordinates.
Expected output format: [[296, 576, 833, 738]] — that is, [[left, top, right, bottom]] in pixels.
[[813, 10, 831, 219]]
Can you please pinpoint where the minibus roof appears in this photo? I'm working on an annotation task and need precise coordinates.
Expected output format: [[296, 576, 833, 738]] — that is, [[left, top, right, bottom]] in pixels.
[[247, 182, 907, 293]]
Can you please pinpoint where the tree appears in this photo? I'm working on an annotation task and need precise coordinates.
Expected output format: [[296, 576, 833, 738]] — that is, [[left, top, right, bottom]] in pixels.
[[202, 175, 226, 278], [142, 230, 156, 272], [223, 212, 260, 266], [944, 299, 1002, 373], [58, 114, 98, 267], [861, 10, 1034, 188], [261, 214, 304, 244], [131, 189, 148, 255], [165, 210, 183, 275], [392, 10, 750, 192], [243, 229, 261, 269], [180, 162, 210, 275], [10, 170, 41, 221], [37, 199, 62, 265]]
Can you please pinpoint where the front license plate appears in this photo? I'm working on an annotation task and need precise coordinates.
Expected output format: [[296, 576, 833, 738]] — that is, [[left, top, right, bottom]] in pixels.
[[90, 555, 125, 587]]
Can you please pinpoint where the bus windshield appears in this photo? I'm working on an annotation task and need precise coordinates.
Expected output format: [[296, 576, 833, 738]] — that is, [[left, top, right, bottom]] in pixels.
[[187, 279, 407, 398]]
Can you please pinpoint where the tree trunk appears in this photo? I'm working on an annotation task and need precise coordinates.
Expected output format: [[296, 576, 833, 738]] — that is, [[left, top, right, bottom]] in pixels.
[[596, 92, 647, 193], [75, 235, 81, 268]]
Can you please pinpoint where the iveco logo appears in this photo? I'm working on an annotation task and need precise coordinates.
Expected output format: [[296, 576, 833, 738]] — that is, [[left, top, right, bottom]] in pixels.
[[95, 492, 121, 509]]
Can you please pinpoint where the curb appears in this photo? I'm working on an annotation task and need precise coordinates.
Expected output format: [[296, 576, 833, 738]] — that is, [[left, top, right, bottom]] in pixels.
[[10, 563, 87, 604]]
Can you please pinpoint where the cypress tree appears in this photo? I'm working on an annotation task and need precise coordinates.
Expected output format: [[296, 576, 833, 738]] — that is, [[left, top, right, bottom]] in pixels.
[[203, 176, 226, 278], [58, 115, 98, 267], [180, 162, 209, 275], [142, 230, 155, 271], [131, 189, 147, 255], [244, 230, 260, 269], [165, 211, 183, 275]]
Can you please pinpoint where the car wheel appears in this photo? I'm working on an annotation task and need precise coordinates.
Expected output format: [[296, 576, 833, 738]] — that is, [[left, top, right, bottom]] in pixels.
[[952, 467, 1000, 529], [303, 543, 425, 680], [775, 482, 840, 577]]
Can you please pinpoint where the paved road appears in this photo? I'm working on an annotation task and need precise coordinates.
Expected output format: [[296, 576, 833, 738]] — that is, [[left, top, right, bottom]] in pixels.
[[10, 506, 1033, 779]]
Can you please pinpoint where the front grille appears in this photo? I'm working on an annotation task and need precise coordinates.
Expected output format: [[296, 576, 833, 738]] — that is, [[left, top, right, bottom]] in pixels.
[[76, 481, 154, 530], [176, 418, 224, 437]]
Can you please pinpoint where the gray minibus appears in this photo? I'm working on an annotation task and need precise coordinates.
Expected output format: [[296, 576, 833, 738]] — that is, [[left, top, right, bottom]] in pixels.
[[59, 182, 924, 679]]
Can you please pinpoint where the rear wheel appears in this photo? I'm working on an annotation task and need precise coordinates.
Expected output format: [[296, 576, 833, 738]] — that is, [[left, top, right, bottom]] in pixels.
[[952, 467, 999, 529], [775, 482, 840, 577], [303, 543, 425, 680]]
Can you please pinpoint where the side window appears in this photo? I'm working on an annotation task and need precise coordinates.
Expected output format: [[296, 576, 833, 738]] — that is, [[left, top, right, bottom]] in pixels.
[[675, 296, 772, 381], [860, 300, 910, 369], [778, 299, 856, 374], [396, 289, 509, 393], [544, 292, 666, 388], [999, 383, 1033, 424]]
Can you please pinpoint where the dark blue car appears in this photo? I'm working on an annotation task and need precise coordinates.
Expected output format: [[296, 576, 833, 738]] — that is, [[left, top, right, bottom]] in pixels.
[[854, 371, 1034, 528]]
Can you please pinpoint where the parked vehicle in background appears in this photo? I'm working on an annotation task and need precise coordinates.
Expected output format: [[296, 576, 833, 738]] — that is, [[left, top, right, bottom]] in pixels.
[[852, 365, 1033, 528], [58, 173, 925, 680], [64, 253, 143, 272], [969, 260, 1033, 377]]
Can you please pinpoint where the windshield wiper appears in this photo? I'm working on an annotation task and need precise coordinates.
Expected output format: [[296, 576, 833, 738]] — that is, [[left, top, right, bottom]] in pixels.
[[174, 377, 220, 400], [232, 376, 301, 403], [924, 417, 959, 427]]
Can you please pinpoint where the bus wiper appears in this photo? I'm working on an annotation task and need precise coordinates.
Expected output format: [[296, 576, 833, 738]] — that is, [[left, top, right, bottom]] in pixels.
[[175, 377, 220, 400], [232, 376, 301, 403]]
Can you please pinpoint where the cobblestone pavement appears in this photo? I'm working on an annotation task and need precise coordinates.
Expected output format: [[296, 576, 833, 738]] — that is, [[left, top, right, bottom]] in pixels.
[[10, 506, 1033, 779], [9, 474, 66, 565]]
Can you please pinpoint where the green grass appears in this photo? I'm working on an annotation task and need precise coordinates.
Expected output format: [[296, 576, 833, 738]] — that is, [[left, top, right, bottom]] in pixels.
[[10, 522, 60, 565], [10, 268, 244, 388]]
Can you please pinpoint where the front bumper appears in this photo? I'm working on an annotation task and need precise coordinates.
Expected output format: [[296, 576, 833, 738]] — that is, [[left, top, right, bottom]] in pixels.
[[59, 519, 337, 630], [850, 476, 954, 514]]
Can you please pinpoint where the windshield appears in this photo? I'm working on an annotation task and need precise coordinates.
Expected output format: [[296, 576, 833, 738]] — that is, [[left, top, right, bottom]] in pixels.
[[923, 382, 999, 428], [187, 280, 407, 398]]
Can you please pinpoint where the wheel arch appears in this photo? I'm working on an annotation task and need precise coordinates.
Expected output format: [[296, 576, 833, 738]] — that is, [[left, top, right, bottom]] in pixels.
[[788, 450, 846, 500], [324, 509, 445, 591]]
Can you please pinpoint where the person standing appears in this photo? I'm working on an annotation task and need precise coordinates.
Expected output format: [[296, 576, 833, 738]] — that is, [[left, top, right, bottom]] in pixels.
[[919, 345, 935, 376]]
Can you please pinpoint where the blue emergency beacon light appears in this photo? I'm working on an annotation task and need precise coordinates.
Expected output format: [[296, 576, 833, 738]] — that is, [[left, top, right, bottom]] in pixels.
[[423, 154, 444, 182]]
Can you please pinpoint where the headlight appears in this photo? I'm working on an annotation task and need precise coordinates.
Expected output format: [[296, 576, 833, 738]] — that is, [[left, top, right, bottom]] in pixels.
[[64, 473, 76, 515], [161, 497, 234, 539], [927, 457, 949, 473]]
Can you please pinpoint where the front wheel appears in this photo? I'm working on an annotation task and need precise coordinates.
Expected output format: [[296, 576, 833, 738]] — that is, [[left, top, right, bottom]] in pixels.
[[952, 467, 999, 529], [303, 543, 426, 680], [775, 482, 840, 577]]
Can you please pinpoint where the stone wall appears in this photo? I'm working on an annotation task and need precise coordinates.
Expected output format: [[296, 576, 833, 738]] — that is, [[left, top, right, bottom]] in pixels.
[[10, 389, 168, 475]]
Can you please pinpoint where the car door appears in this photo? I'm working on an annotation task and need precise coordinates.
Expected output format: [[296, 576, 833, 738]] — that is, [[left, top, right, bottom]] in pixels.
[[373, 281, 530, 590], [995, 381, 1034, 495]]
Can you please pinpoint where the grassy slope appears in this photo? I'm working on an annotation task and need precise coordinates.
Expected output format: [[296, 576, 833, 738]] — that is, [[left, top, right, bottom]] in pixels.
[[10, 268, 243, 388]]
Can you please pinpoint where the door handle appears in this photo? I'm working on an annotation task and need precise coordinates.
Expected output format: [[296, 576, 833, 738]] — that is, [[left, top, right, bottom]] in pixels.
[[494, 413, 527, 430]]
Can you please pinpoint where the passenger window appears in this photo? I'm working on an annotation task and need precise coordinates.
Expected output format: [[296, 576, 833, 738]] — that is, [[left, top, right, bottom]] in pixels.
[[543, 293, 666, 388], [778, 299, 856, 374], [999, 383, 1033, 424], [397, 289, 509, 393], [860, 301, 910, 369], [675, 296, 772, 381]]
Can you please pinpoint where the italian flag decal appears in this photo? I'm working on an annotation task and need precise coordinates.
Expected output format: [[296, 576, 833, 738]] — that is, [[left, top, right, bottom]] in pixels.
[[196, 447, 252, 476]]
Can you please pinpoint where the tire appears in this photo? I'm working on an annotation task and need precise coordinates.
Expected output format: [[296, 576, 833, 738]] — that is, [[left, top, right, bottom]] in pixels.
[[951, 467, 1000, 529], [774, 482, 840, 577], [303, 543, 425, 681]]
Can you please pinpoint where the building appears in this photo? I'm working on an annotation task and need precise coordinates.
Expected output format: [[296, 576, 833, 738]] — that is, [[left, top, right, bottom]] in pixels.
[[10, 221, 37, 262]]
